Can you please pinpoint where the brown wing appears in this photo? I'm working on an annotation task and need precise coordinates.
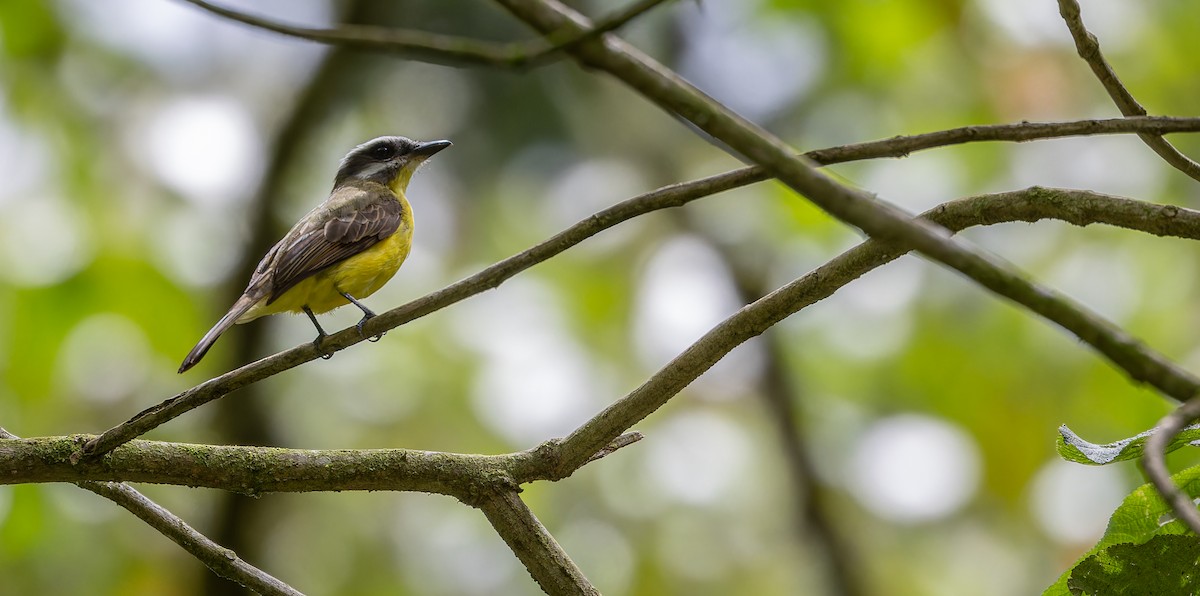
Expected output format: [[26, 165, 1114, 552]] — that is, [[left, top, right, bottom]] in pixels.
[[265, 194, 403, 304]]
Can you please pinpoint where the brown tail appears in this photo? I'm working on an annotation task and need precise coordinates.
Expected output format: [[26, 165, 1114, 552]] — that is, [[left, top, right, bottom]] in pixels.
[[178, 295, 259, 373]]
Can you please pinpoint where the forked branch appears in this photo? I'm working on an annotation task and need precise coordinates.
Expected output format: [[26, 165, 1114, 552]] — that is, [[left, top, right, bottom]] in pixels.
[[1057, 0, 1200, 182], [0, 428, 299, 596]]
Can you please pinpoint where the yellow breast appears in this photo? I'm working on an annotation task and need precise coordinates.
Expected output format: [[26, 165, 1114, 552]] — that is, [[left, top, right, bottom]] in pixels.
[[242, 203, 414, 320]]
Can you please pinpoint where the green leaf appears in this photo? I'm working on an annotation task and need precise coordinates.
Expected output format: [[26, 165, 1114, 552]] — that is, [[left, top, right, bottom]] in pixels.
[[1056, 423, 1200, 465], [1066, 534, 1200, 595], [1044, 465, 1200, 595]]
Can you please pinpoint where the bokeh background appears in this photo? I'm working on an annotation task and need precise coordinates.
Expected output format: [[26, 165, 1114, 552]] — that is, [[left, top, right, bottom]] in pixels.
[[3, 0, 1200, 594]]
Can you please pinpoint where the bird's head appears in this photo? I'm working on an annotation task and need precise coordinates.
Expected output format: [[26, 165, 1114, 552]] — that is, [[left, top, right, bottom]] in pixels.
[[333, 136, 452, 193]]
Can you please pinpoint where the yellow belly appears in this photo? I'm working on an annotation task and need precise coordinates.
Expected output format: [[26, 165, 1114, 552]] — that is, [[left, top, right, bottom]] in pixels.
[[241, 227, 413, 321]]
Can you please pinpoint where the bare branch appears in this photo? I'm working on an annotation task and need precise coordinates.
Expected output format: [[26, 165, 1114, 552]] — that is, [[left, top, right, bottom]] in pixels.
[[1057, 0, 1200, 182], [1142, 397, 1200, 535], [82, 481, 303, 596], [177, 0, 674, 69], [493, 0, 1200, 465], [550, 186, 1200, 474], [77, 115, 1200, 462], [477, 490, 599, 596], [0, 428, 299, 596], [177, 0, 525, 67]]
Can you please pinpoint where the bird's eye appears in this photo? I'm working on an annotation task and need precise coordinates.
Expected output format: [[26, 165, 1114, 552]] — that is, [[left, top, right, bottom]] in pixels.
[[371, 144, 395, 159]]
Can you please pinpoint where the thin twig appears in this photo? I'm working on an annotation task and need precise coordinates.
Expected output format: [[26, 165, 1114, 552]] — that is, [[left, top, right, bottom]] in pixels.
[[178, 0, 674, 69], [77, 116, 1200, 462], [477, 490, 599, 596], [523, 0, 676, 67], [1142, 397, 1200, 535], [491, 0, 1200, 470], [1057, 0, 1200, 182], [18, 188, 1200, 489], [0, 428, 299, 596], [583, 431, 643, 463]]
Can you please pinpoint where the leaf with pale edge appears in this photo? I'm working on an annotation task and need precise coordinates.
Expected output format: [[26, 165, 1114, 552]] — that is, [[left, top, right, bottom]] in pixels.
[[1043, 465, 1200, 595], [1056, 423, 1200, 465]]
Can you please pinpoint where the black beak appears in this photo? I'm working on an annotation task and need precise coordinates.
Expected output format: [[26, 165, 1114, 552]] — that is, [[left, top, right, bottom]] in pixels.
[[413, 139, 452, 157]]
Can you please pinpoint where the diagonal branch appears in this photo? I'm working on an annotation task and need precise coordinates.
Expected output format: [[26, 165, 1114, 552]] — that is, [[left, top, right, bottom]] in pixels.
[[492, 0, 1200, 465], [0, 428, 299, 596], [477, 489, 599, 596], [77, 116, 1200, 462], [1057, 0, 1200, 182], [82, 481, 302, 596], [29, 187, 1200, 487], [178, 0, 674, 69], [549, 186, 1200, 473]]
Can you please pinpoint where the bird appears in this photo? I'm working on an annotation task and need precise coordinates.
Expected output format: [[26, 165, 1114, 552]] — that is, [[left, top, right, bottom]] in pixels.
[[177, 135, 451, 373]]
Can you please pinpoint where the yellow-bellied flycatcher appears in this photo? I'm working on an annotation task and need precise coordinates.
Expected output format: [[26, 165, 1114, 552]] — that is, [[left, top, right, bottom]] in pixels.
[[178, 136, 451, 373]]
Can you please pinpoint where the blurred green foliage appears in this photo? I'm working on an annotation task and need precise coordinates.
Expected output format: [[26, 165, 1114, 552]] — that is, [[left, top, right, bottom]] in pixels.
[[2, 0, 1200, 594]]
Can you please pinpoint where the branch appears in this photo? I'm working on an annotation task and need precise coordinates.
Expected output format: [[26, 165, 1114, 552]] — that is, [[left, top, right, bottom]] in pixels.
[[1057, 0, 1200, 182], [77, 115, 1200, 462], [0, 428, 299, 596], [1143, 396, 1200, 535], [550, 186, 1200, 473], [10, 431, 643, 494], [531, 0, 675, 66], [493, 0, 1200, 461], [82, 481, 302, 596], [477, 490, 599, 596], [26, 188, 1200, 487], [177, 0, 674, 69]]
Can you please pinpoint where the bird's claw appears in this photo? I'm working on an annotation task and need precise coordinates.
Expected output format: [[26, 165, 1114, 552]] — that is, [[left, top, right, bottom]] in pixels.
[[355, 314, 378, 341], [312, 334, 334, 360]]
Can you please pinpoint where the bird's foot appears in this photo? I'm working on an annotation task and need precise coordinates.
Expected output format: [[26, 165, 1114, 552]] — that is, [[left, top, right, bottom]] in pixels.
[[355, 313, 385, 342], [312, 333, 334, 360]]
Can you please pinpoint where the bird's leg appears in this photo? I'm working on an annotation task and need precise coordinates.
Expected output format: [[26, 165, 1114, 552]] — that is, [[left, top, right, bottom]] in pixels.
[[303, 306, 334, 359], [340, 291, 384, 341]]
